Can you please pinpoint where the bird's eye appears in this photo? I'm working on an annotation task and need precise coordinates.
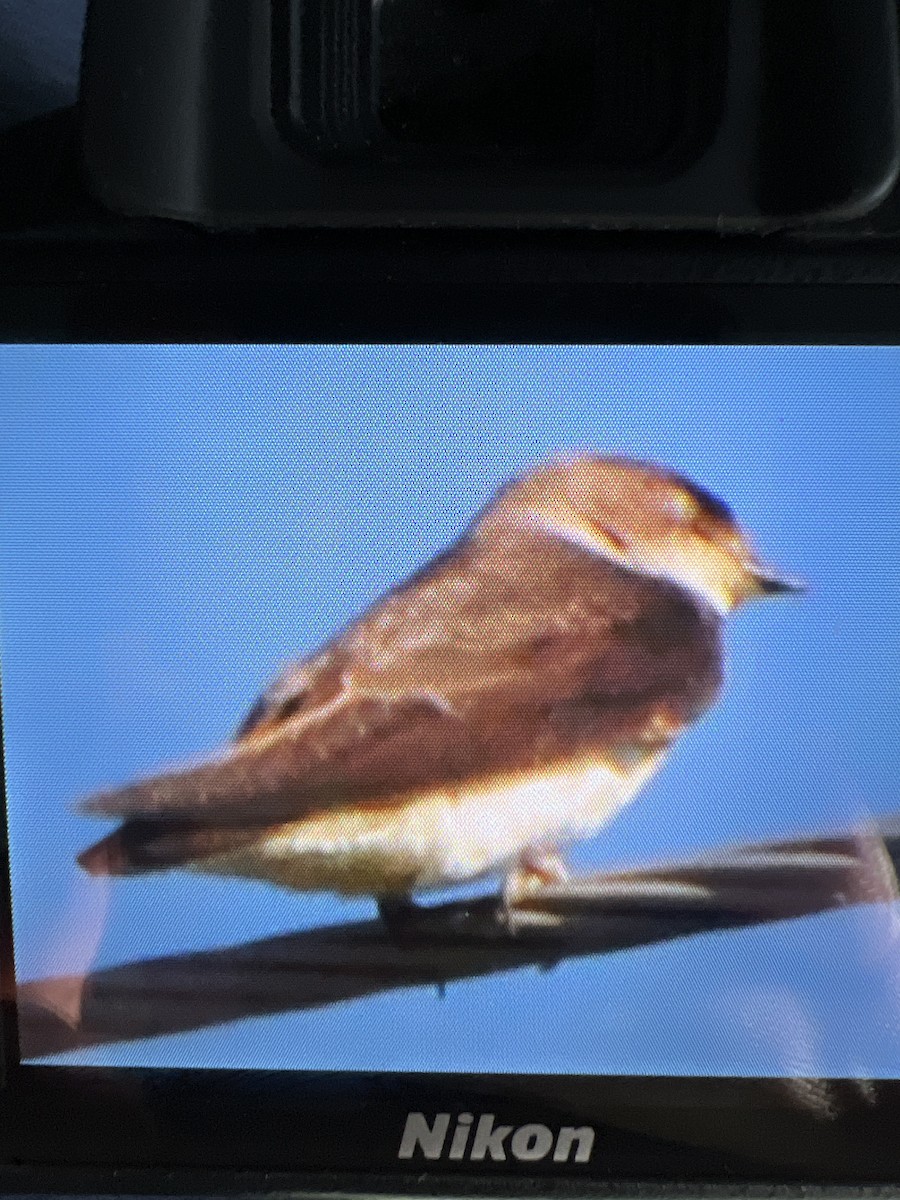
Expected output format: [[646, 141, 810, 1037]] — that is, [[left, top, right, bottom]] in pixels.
[[662, 491, 697, 522]]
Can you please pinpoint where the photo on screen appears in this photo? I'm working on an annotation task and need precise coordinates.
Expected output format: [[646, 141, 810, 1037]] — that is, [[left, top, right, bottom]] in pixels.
[[0, 343, 897, 1076]]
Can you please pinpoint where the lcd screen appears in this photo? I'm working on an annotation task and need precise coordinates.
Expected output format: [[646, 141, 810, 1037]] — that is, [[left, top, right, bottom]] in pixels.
[[0, 343, 897, 1080]]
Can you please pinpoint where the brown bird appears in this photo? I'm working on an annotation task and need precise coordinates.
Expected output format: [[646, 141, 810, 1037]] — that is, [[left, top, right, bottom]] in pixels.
[[78, 456, 802, 928]]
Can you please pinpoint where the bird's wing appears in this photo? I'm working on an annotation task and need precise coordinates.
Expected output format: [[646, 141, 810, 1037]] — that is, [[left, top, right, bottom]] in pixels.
[[80, 534, 722, 828]]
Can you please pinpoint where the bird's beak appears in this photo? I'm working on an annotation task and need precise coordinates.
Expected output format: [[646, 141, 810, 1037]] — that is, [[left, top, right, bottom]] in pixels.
[[748, 561, 807, 597]]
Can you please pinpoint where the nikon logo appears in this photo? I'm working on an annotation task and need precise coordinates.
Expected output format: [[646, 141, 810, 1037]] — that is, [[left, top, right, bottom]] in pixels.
[[398, 1112, 595, 1164]]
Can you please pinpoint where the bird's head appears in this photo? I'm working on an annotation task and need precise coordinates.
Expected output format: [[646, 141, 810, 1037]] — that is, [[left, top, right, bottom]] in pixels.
[[480, 455, 804, 615]]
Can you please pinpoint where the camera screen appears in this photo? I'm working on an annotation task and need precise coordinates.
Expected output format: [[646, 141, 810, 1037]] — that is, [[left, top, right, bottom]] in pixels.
[[1, 344, 897, 1079]]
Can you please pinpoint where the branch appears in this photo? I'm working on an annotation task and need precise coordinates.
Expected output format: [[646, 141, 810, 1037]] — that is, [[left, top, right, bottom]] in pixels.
[[17, 817, 900, 1059]]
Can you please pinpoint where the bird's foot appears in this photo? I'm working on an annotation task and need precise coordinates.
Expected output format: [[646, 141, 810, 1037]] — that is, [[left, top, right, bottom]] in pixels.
[[503, 851, 570, 909], [502, 852, 571, 955], [378, 896, 431, 941], [377, 900, 454, 997], [378, 894, 513, 942]]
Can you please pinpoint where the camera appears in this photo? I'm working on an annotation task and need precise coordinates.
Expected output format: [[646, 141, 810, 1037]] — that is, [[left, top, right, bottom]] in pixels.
[[2, 5, 900, 1200], [81, 0, 900, 231]]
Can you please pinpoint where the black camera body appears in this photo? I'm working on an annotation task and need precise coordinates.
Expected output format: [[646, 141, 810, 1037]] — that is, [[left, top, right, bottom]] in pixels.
[[81, 0, 900, 232], [4, 6, 900, 1200]]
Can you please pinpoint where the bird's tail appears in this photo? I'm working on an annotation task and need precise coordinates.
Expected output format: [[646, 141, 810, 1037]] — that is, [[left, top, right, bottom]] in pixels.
[[75, 748, 304, 876], [77, 817, 264, 876], [77, 826, 140, 876]]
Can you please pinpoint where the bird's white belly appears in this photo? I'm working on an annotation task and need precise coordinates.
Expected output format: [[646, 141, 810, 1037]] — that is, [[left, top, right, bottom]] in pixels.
[[196, 752, 664, 896]]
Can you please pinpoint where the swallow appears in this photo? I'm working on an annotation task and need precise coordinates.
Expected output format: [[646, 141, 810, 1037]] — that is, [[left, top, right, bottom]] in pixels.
[[78, 455, 802, 930]]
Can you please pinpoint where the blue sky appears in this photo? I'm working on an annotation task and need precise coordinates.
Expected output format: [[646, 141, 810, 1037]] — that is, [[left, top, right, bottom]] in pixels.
[[1, 343, 899, 1077]]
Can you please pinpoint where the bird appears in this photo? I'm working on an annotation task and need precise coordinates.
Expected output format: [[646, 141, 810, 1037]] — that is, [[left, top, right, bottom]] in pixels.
[[77, 455, 802, 932]]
